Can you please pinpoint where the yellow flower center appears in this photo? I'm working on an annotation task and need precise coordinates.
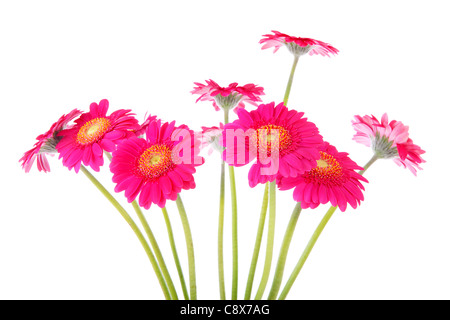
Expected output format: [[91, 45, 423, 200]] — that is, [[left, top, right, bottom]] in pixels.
[[254, 124, 292, 157], [137, 144, 173, 180], [77, 118, 111, 145]]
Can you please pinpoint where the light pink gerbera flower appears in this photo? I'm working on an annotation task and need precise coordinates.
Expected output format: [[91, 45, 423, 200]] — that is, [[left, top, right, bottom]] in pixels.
[[260, 30, 339, 57], [222, 102, 323, 187], [352, 113, 426, 175], [56, 99, 140, 173], [198, 123, 225, 155], [278, 142, 368, 211], [192, 79, 264, 113], [20, 109, 82, 173], [110, 120, 204, 209]]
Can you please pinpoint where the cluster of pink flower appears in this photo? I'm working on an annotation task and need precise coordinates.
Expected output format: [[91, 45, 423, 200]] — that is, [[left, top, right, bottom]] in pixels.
[[20, 30, 426, 300]]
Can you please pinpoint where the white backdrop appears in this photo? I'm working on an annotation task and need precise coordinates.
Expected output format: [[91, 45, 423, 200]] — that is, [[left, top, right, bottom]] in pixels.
[[1, 0, 449, 300]]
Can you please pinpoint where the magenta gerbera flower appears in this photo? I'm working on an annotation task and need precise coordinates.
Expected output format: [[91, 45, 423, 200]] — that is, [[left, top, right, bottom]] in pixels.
[[192, 79, 264, 112], [278, 142, 368, 211], [222, 102, 324, 187], [110, 120, 204, 209], [352, 113, 426, 175], [20, 109, 82, 173], [56, 99, 140, 173], [260, 30, 339, 57]]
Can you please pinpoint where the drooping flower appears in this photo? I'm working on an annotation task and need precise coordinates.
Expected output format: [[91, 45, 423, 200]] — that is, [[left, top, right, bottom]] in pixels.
[[352, 113, 426, 175], [20, 109, 82, 173], [222, 102, 323, 187], [110, 119, 204, 209], [192, 79, 264, 112], [198, 123, 225, 155], [260, 30, 339, 57], [278, 142, 368, 211], [56, 99, 140, 173]]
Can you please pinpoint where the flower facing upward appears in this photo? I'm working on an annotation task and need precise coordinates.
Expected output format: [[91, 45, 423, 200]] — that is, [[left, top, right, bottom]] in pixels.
[[222, 102, 323, 187], [352, 113, 425, 175], [110, 120, 204, 209], [260, 30, 339, 57], [192, 79, 264, 112], [20, 109, 82, 173], [278, 142, 368, 211], [56, 99, 140, 173]]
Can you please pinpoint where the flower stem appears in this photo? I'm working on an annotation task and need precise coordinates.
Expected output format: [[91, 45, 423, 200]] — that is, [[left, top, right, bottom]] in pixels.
[[229, 164, 239, 300], [267, 202, 302, 300], [254, 180, 277, 300], [278, 205, 338, 300], [244, 182, 269, 300], [79, 165, 170, 299], [218, 159, 226, 300], [175, 195, 197, 300], [162, 206, 190, 300], [283, 55, 300, 106], [359, 154, 378, 175], [131, 201, 178, 300]]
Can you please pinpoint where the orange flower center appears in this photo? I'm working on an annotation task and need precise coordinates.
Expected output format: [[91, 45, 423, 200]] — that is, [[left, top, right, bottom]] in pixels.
[[77, 118, 111, 145], [305, 152, 344, 184], [254, 124, 292, 157], [137, 144, 174, 180]]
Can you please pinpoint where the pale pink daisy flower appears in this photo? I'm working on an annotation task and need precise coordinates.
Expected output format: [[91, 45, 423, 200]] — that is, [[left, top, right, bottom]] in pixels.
[[56, 99, 140, 173], [20, 109, 82, 173], [278, 142, 368, 211], [352, 113, 425, 175], [260, 30, 339, 57], [222, 102, 323, 187], [110, 120, 204, 209], [192, 79, 264, 113], [198, 123, 225, 155]]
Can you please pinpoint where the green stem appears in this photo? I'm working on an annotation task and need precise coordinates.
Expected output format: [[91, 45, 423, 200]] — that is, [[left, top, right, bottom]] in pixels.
[[79, 165, 170, 299], [283, 55, 300, 106], [229, 165, 238, 300], [131, 201, 178, 300], [267, 202, 302, 300], [254, 180, 277, 300], [162, 206, 189, 300], [278, 205, 337, 300], [359, 154, 378, 175], [218, 159, 226, 300], [175, 195, 197, 300], [244, 182, 269, 300]]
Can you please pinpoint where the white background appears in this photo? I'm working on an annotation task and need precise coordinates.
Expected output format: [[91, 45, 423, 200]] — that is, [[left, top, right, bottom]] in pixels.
[[1, 0, 449, 300]]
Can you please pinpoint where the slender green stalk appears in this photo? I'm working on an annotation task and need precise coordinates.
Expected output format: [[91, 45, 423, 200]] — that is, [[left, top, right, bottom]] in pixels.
[[267, 202, 302, 300], [218, 159, 226, 300], [283, 55, 300, 105], [162, 206, 189, 300], [79, 165, 170, 299], [244, 182, 269, 300], [229, 165, 239, 300], [254, 180, 277, 300], [359, 154, 378, 175], [175, 195, 197, 300], [131, 201, 178, 300], [278, 205, 337, 300]]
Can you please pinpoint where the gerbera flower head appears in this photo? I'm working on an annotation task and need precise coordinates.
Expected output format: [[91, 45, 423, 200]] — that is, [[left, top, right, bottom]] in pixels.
[[192, 79, 264, 113], [352, 113, 426, 175], [222, 102, 323, 187], [260, 30, 339, 57], [135, 113, 158, 137], [56, 99, 140, 173], [20, 109, 82, 173], [278, 142, 368, 212], [110, 119, 204, 209], [198, 123, 225, 155]]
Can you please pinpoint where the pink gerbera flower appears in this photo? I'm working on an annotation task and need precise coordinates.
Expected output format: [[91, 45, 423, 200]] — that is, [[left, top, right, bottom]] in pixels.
[[20, 109, 82, 173], [192, 79, 264, 113], [260, 30, 339, 57], [222, 102, 323, 187], [198, 123, 225, 155], [278, 142, 368, 211], [110, 120, 204, 209], [352, 113, 426, 175], [56, 99, 140, 173]]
